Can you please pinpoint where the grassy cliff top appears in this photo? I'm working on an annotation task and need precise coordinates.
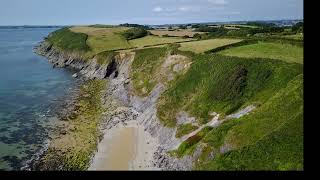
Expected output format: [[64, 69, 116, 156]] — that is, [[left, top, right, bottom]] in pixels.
[[44, 24, 303, 170], [47, 27, 90, 52]]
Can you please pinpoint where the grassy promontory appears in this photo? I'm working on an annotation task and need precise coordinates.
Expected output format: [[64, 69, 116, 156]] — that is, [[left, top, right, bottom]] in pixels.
[[40, 24, 303, 170], [47, 27, 90, 53]]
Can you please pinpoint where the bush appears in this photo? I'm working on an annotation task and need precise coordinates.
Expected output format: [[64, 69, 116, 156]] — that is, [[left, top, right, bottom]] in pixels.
[[119, 23, 151, 30], [292, 22, 303, 33], [192, 24, 200, 28], [122, 27, 148, 40], [193, 33, 201, 39]]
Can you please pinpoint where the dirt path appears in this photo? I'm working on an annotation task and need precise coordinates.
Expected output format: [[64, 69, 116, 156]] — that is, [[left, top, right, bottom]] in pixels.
[[88, 51, 256, 170], [175, 105, 256, 149]]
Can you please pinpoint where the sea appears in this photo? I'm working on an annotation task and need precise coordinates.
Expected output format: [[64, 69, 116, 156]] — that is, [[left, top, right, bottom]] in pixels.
[[0, 26, 79, 170]]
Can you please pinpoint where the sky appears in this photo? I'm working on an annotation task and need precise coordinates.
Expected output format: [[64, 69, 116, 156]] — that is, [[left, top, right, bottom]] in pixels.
[[0, 0, 303, 25]]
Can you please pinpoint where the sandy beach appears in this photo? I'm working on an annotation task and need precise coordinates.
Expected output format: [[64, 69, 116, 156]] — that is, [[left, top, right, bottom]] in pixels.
[[89, 121, 159, 170]]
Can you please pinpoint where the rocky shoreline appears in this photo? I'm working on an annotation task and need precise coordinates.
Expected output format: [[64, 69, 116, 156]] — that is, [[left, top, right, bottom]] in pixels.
[[31, 39, 258, 171], [21, 85, 81, 170], [31, 40, 197, 170], [33, 41, 119, 80]]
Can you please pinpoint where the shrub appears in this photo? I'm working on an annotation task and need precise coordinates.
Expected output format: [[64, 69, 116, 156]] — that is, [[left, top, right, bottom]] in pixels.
[[122, 27, 148, 40]]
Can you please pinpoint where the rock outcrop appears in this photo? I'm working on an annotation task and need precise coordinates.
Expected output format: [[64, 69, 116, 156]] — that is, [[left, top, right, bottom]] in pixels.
[[34, 40, 258, 171], [34, 41, 119, 80]]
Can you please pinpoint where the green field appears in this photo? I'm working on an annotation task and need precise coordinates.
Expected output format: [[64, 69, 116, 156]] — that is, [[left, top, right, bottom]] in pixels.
[[68, 27, 194, 55], [219, 42, 303, 64], [178, 39, 242, 53], [70, 26, 131, 55], [225, 24, 259, 29], [284, 33, 304, 40], [129, 35, 193, 48]]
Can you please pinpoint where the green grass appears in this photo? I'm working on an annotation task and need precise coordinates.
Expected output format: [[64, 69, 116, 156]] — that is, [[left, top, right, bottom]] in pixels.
[[157, 54, 302, 127], [178, 39, 242, 53], [131, 47, 167, 96], [170, 126, 213, 158], [284, 33, 304, 40], [88, 24, 116, 28], [129, 35, 193, 48], [195, 74, 303, 170], [48, 27, 195, 58], [175, 123, 199, 138], [70, 26, 131, 56], [202, 119, 241, 149], [219, 42, 303, 64], [47, 27, 90, 52], [95, 51, 117, 65], [224, 24, 259, 29]]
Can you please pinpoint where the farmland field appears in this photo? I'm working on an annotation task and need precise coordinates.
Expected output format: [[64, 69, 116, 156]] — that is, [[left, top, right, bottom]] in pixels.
[[149, 30, 206, 37], [70, 26, 131, 55], [129, 35, 194, 48], [219, 42, 303, 64], [284, 33, 304, 40], [224, 24, 259, 28], [178, 38, 242, 53], [70, 27, 195, 54]]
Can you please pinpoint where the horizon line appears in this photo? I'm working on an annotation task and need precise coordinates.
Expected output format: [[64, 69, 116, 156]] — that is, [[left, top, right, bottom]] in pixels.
[[0, 18, 303, 27]]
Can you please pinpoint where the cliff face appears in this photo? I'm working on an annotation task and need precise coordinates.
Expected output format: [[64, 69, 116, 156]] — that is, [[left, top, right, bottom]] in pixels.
[[34, 41, 119, 80], [34, 40, 258, 171], [34, 40, 193, 170]]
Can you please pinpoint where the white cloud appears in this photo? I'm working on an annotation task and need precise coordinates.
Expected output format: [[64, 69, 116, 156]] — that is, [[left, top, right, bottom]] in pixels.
[[153, 6, 163, 12], [208, 0, 228, 5], [178, 6, 191, 12]]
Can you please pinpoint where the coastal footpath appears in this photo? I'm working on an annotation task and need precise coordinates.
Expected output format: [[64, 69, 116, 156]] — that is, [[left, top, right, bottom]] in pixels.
[[31, 41, 197, 170], [27, 25, 303, 170]]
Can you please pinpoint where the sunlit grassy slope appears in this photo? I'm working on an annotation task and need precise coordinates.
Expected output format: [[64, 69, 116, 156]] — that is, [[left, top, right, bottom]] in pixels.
[[178, 39, 242, 53], [47, 27, 90, 52], [219, 41, 303, 64], [196, 74, 303, 170], [157, 54, 302, 127], [129, 35, 193, 48], [70, 26, 131, 55]]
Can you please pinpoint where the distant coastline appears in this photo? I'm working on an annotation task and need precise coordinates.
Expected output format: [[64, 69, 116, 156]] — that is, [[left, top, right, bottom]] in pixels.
[[0, 26, 65, 29]]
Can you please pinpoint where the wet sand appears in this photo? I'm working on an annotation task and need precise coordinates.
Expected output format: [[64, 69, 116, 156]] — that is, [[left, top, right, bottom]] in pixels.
[[89, 121, 158, 170]]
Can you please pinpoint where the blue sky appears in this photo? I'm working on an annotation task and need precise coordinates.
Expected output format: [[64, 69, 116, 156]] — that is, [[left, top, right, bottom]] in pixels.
[[0, 0, 303, 25]]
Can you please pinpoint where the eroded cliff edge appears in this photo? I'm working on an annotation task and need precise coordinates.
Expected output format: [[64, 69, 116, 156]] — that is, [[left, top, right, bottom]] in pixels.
[[31, 40, 194, 170]]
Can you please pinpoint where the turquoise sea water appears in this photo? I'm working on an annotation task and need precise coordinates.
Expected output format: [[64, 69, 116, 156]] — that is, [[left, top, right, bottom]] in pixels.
[[0, 27, 78, 170]]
